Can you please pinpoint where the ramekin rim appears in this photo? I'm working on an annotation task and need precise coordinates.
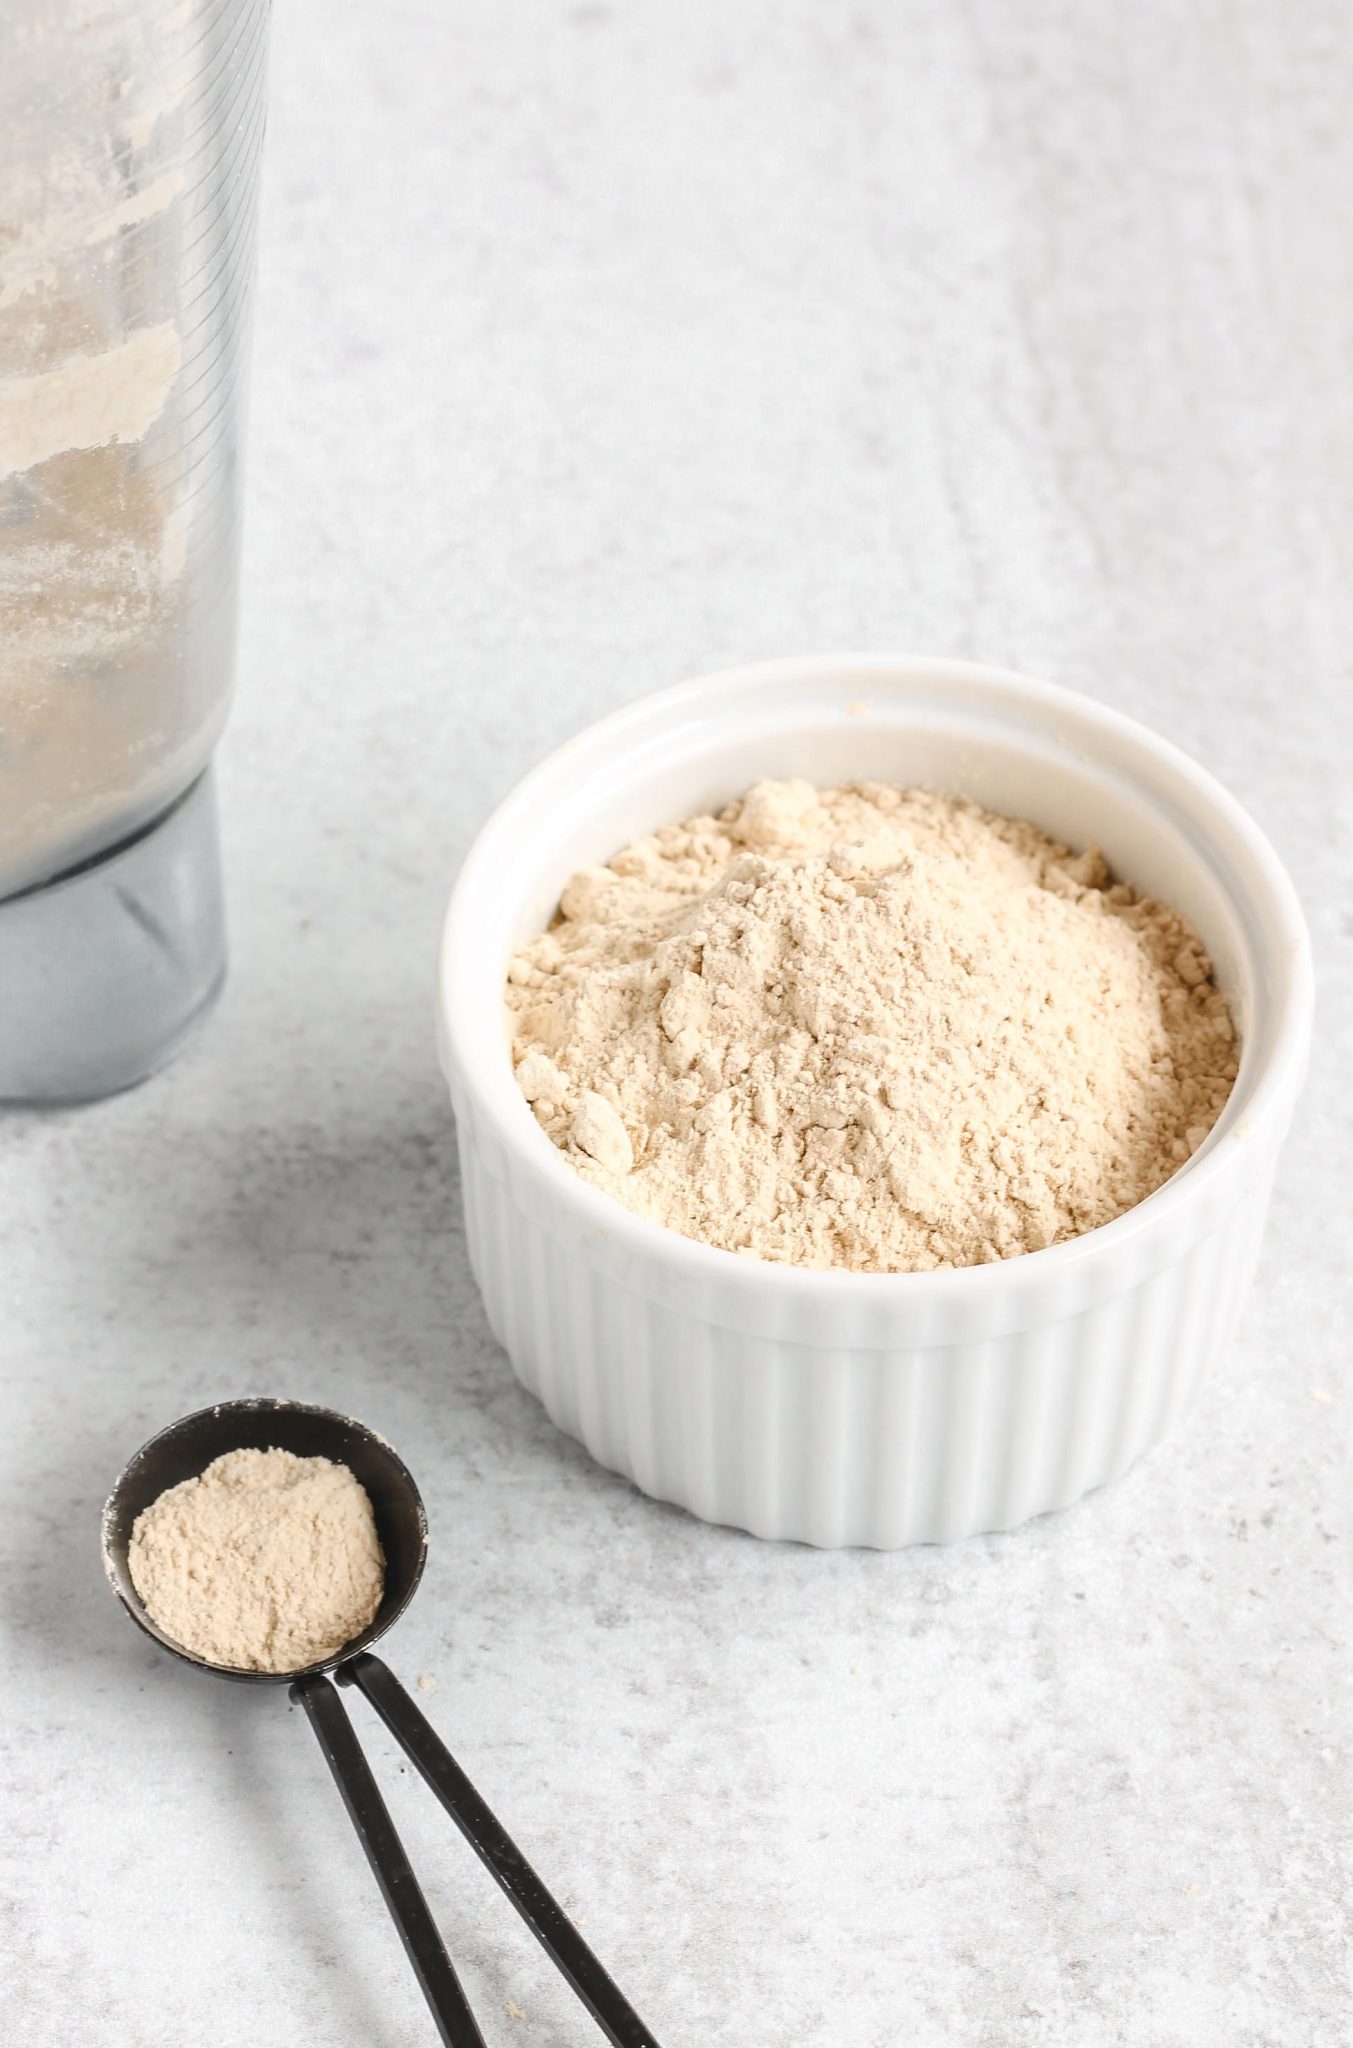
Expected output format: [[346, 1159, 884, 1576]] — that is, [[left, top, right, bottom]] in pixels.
[[438, 654, 1313, 1300]]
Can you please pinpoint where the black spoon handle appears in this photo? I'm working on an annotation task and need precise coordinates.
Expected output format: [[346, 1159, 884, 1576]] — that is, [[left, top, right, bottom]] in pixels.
[[339, 1653, 663, 2048], [291, 1675, 488, 2048]]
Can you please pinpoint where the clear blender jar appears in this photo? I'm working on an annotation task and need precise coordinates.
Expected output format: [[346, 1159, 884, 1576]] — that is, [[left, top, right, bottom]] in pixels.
[[0, 0, 270, 1101]]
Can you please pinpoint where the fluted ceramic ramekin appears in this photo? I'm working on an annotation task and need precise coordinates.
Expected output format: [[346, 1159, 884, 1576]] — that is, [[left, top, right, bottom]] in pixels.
[[437, 658, 1312, 1547]]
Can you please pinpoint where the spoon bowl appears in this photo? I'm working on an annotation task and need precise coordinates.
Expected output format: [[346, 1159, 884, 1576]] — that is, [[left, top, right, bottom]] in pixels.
[[100, 1395, 428, 1683]]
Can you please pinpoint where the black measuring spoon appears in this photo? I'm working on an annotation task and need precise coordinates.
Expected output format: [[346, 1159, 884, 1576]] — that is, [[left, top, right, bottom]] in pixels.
[[102, 1396, 662, 2048]]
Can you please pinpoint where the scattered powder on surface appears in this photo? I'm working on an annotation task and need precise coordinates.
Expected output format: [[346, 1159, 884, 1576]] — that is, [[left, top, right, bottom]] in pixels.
[[506, 779, 1240, 1273], [128, 1448, 385, 1673]]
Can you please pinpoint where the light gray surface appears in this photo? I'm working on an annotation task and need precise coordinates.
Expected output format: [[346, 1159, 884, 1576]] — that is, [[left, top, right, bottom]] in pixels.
[[3, 4, 1351, 2043]]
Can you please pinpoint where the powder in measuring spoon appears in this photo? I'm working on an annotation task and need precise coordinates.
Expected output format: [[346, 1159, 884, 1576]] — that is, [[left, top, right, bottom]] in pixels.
[[128, 1448, 385, 1673]]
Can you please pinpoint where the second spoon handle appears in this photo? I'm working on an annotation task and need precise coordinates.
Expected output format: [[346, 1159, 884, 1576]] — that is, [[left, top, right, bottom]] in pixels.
[[292, 1674, 488, 2048], [339, 1652, 663, 2048]]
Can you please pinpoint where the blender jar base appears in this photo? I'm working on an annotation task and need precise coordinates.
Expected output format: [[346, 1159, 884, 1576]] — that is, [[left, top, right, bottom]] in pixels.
[[0, 769, 226, 1105]]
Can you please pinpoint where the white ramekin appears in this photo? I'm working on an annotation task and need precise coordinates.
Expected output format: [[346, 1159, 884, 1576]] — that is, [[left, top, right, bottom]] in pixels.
[[437, 658, 1312, 1548]]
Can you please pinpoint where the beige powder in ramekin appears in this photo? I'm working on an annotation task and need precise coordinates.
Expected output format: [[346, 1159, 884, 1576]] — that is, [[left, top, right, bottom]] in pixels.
[[506, 778, 1239, 1274]]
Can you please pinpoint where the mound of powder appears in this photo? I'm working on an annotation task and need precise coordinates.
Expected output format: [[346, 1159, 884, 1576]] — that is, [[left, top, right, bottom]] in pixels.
[[506, 779, 1240, 1273], [128, 1448, 385, 1673]]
